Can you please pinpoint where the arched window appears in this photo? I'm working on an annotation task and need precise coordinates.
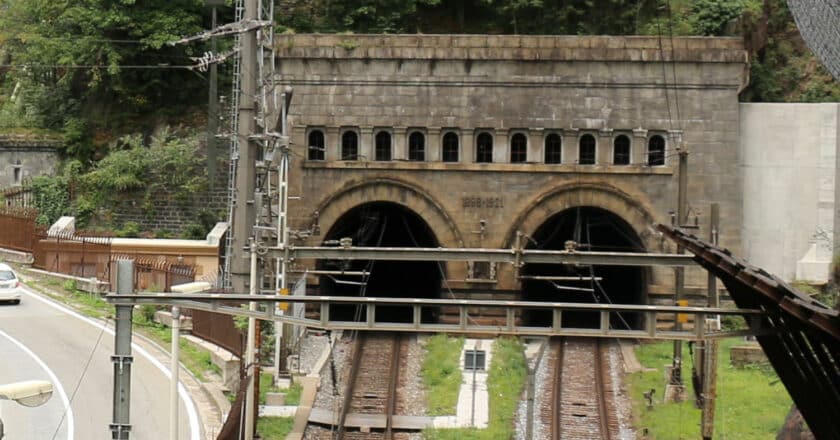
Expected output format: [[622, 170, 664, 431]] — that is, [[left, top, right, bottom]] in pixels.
[[408, 132, 425, 161], [307, 130, 325, 161], [579, 134, 596, 165], [647, 135, 665, 166], [510, 133, 527, 163], [544, 133, 562, 164], [341, 130, 358, 160], [442, 132, 459, 162], [375, 131, 392, 161], [476, 132, 493, 163], [613, 135, 631, 165]]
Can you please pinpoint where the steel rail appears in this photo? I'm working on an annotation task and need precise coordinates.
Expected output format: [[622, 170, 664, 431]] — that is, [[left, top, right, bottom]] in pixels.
[[384, 335, 402, 440], [551, 338, 563, 440], [335, 334, 364, 439], [594, 340, 611, 440]]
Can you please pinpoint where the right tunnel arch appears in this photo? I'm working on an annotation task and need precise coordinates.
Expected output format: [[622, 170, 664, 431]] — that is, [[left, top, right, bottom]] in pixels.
[[504, 183, 661, 329]]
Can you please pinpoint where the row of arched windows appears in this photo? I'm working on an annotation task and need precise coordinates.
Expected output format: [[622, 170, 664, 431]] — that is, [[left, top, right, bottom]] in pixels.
[[307, 129, 667, 166]]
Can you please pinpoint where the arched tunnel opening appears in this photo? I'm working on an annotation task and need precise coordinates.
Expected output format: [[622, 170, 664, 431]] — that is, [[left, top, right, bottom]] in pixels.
[[522, 206, 647, 329], [318, 202, 442, 322]]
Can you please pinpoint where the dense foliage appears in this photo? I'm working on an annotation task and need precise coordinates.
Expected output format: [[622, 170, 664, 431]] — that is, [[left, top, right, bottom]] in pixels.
[[0, 0, 213, 160], [0, 0, 836, 166], [30, 128, 208, 228]]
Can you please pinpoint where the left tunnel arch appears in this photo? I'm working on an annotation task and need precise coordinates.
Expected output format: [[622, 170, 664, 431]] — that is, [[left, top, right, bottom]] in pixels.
[[319, 201, 442, 322]]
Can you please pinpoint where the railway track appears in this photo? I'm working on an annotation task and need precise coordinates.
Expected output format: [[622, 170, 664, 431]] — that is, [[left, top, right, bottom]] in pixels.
[[545, 337, 619, 440], [335, 332, 408, 440]]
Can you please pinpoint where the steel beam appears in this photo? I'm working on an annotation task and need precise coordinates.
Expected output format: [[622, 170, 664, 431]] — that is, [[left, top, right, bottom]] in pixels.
[[285, 246, 695, 266], [104, 294, 761, 340]]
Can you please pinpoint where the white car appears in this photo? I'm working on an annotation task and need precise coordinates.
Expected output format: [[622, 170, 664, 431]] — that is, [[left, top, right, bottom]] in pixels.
[[0, 263, 22, 305]]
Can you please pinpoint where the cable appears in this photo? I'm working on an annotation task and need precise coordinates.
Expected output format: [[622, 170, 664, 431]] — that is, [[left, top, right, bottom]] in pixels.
[[50, 321, 108, 440], [0, 63, 194, 69], [665, 0, 683, 131], [656, 14, 675, 132]]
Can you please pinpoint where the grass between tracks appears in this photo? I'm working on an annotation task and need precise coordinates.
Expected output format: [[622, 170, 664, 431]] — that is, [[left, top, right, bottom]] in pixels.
[[628, 338, 792, 439], [422, 334, 465, 416], [423, 336, 527, 440], [256, 416, 294, 439]]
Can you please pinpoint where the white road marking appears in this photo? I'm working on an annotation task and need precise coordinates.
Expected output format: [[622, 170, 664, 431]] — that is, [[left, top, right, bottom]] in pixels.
[[0, 329, 74, 440], [19, 286, 201, 440]]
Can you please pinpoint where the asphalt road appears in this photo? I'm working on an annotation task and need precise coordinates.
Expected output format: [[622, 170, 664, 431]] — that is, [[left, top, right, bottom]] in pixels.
[[0, 285, 200, 440]]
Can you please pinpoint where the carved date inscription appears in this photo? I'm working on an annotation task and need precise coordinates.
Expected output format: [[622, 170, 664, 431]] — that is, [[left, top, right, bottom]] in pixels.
[[462, 196, 504, 209]]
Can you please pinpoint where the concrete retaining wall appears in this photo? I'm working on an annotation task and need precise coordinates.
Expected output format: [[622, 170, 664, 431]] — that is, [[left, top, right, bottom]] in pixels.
[[740, 103, 840, 282]]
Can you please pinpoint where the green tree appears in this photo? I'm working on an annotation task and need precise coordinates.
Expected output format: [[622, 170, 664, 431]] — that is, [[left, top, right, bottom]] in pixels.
[[0, 0, 210, 160]]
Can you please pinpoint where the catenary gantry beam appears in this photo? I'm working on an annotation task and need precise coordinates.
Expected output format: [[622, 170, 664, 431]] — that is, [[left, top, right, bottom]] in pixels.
[[105, 294, 760, 340], [281, 246, 695, 266], [658, 224, 840, 440]]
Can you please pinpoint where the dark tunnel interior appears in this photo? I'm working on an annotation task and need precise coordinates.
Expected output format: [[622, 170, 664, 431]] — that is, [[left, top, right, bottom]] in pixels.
[[522, 206, 647, 329], [318, 202, 442, 322]]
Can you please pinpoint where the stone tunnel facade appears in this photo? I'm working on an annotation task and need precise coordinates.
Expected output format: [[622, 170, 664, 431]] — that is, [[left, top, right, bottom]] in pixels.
[[277, 34, 748, 305]]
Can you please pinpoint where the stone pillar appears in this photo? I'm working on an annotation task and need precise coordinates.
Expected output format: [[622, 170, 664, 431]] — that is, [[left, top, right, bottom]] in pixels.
[[598, 128, 613, 165], [494, 129, 509, 163], [633, 128, 648, 165], [562, 128, 580, 164], [427, 127, 442, 162], [325, 126, 340, 161], [462, 129, 475, 163], [359, 126, 373, 162], [393, 126, 407, 161], [529, 128, 544, 164], [292, 126, 307, 158]]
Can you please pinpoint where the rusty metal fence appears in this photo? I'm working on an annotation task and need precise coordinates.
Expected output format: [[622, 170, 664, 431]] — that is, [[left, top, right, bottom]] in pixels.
[[188, 305, 244, 357], [109, 255, 196, 292], [0, 207, 42, 252], [33, 232, 113, 280], [1, 182, 34, 209]]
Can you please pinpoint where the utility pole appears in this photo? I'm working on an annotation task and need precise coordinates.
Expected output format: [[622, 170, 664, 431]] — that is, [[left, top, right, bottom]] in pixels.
[[229, 0, 259, 294], [205, 0, 224, 188], [169, 306, 181, 440], [243, 239, 258, 440], [701, 203, 720, 440], [111, 260, 134, 440], [666, 141, 691, 403]]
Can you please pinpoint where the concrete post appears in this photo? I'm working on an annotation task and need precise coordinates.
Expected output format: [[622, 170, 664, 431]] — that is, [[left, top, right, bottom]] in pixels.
[[243, 241, 258, 440], [170, 306, 181, 440], [111, 260, 134, 439], [206, 6, 219, 188], [701, 203, 720, 440], [230, 0, 260, 293]]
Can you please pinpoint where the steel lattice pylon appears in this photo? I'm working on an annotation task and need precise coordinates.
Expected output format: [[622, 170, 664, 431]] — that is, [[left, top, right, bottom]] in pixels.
[[787, 0, 840, 81]]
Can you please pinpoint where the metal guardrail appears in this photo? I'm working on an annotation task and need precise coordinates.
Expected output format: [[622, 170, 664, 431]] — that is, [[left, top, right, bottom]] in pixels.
[[105, 293, 761, 340]]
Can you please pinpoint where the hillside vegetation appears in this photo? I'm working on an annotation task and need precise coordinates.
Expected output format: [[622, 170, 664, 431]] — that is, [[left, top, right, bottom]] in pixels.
[[0, 0, 836, 234]]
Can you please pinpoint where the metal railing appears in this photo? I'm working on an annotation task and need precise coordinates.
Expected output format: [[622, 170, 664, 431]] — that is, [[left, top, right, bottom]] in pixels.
[[105, 293, 763, 341]]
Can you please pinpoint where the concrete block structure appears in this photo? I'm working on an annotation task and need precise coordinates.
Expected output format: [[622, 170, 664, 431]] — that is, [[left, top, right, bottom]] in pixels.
[[740, 103, 840, 283], [275, 34, 748, 322], [0, 135, 61, 188]]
